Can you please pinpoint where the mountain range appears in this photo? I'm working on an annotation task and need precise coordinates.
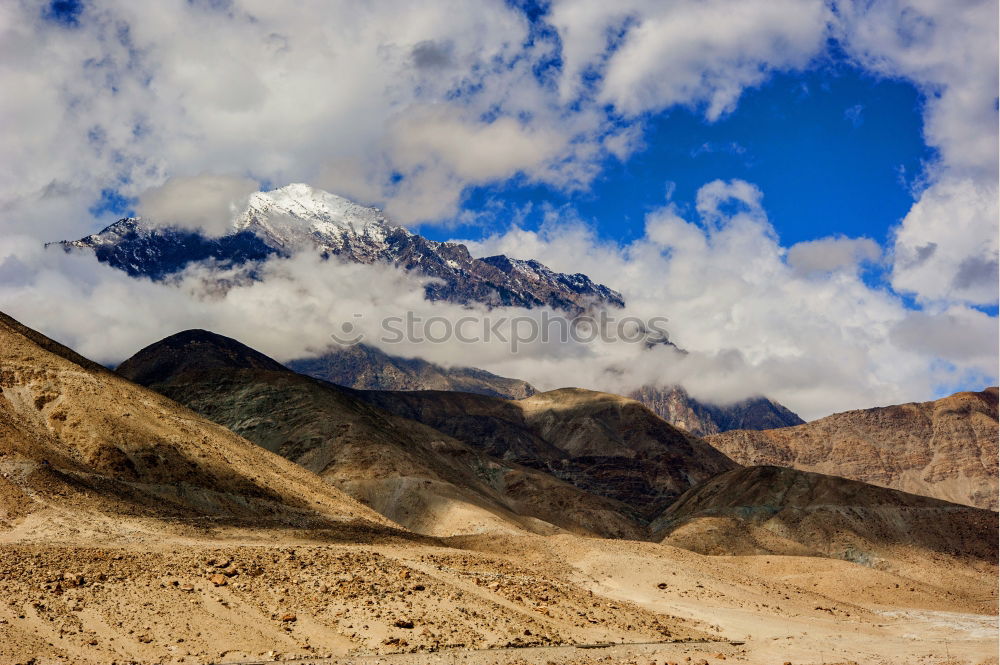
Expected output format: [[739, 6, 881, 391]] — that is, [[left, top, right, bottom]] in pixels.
[[117, 325, 998, 533], [117, 329, 741, 531], [116, 329, 647, 538], [56, 183, 624, 313], [285, 343, 804, 434]]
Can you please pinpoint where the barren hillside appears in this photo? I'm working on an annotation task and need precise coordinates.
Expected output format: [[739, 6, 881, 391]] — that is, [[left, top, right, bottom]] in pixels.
[[708, 389, 1000, 509]]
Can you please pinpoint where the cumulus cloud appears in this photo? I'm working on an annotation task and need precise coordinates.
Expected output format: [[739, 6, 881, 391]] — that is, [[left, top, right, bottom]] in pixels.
[[137, 175, 259, 235], [890, 307, 999, 367], [381, 106, 570, 222], [0, 0, 841, 238], [890, 177, 999, 305], [549, 0, 830, 118], [787, 236, 881, 276], [0, 0, 556, 233]]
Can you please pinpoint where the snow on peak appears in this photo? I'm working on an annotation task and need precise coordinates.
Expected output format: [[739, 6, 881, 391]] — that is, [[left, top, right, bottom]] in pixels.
[[242, 183, 387, 228], [231, 183, 409, 250]]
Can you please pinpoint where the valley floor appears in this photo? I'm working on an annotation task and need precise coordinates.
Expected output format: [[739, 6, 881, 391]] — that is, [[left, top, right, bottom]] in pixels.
[[0, 526, 995, 665]]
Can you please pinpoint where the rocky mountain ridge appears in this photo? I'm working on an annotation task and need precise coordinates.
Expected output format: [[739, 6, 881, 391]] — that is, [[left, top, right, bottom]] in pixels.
[[628, 384, 805, 436], [56, 183, 624, 313], [287, 344, 805, 433], [286, 343, 537, 400]]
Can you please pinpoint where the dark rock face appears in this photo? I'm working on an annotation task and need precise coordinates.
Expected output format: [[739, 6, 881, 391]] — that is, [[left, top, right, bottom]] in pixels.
[[353, 387, 738, 521], [628, 385, 805, 436], [54, 184, 623, 314], [116, 329, 287, 386], [54, 220, 277, 279], [286, 344, 536, 400]]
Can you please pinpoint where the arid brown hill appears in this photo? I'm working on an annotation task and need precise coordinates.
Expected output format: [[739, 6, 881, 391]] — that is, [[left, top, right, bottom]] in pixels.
[[707, 389, 999, 510], [0, 312, 395, 539], [355, 387, 738, 521], [653, 465, 998, 567], [117, 330, 644, 538]]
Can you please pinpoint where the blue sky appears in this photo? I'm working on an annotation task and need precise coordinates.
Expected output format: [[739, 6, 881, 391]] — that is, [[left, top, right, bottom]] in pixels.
[[425, 60, 931, 260]]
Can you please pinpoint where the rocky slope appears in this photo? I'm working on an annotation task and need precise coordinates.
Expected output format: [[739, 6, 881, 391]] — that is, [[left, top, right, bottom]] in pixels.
[[707, 388, 1000, 510], [118, 330, 644, 538], [0, 312, 394, 539], [653, 465, 998, 567], [355, 387, 738, 521], [628, 384, 804, 436], [55, 183, 623, 313], [286, 343, 536, 399]]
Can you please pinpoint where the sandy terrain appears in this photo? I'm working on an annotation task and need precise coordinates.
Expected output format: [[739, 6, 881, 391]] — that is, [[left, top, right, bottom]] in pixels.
[[0, 529, 995, 664]]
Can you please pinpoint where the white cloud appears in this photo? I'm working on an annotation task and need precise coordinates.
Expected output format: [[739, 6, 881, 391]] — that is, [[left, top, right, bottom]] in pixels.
[[549, 0, 830, 118], [890, 306, 998, 367], [0, 0, 564, 232], [890, 177, 999, 305], [787, 236, 881, 276], [137, 175, 259, 236], [0, 0, 835, 238], [379, 106, 571, 222], [462, 179, 997, 419]]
